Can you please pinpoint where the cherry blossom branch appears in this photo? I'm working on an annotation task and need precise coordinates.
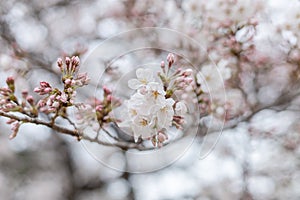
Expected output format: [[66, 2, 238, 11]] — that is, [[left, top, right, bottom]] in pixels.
[[0, 110, 155, 151], [0, 110, 81, 139]]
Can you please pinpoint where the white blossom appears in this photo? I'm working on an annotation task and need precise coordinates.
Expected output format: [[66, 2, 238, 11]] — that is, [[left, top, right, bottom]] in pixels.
[[128, 68, 155, 89], [156, 98, 175, 129], [120, 68, 185, 142]]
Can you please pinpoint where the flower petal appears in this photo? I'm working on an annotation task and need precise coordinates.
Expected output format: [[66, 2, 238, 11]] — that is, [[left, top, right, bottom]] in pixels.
[[128, 79, 141, 89]]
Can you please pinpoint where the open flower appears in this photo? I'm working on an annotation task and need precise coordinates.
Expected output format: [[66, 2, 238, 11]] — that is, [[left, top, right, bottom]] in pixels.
[[156, 98, 175, 129], [131, 115, 155, 142], [121, 66, 188, 144], [128, 68, 155, 89]]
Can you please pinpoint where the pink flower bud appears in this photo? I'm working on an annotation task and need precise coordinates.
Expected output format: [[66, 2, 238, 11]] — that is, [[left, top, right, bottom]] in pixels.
[[96, 105, 103, 112], [157, 132, 167, 143], [71, 56, 80, 66], [40, 81, 51, 88], [65, 57, 71, 65], [67, 88, 73, 93], [44, 88, 52, 93], [26, 96, 34, 105], [161, 61, 165, 68], [6, 76, 14, 85], [57, 58, 63, 69], [103, 86, 112, 95], [37, 99, 46, 107], [107, 95, 112, 102], [34, 88, 40, 93], [49, 95, 56, 100], [65, 79, 71, 85], [167, 53, 175, 65]]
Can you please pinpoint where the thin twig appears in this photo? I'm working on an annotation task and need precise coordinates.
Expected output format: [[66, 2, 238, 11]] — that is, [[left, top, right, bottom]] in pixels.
[[0, 110, 155, 151]]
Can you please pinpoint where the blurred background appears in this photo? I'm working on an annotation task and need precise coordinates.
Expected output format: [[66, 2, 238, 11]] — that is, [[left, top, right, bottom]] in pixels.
[[1, 0, 300, 199]]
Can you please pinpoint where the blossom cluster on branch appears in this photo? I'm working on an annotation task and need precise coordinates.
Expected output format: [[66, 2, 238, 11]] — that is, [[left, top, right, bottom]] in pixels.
[[0, 53, 199, 149], [120, 53, 192, 147]]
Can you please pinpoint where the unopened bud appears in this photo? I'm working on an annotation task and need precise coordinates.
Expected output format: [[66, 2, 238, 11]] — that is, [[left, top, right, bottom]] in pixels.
[[65, 57, 71, 65], [161, 61, 165, 68], [65, 79, 71, 85], [57, 58, 63, 69], [167, 53, 175, 66], [71, 56, 80, 66], [26, 95, 34, 105], [6, 76, 14, 85], [6, 76, 15, 92], [103, 86, 112, 95], [157, 132, 167, 143]]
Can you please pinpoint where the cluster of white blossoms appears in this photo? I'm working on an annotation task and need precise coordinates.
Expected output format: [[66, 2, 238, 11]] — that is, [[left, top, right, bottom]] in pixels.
[[120, 63, 189, 146]]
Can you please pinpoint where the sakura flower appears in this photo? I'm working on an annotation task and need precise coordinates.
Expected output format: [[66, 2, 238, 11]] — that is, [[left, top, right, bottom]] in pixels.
[[131, 115, 155, 142], [120, 66, 189, 145], [156, 98, 175, 129], [128, 68, 155, 89], [144, 82, 166, 103]]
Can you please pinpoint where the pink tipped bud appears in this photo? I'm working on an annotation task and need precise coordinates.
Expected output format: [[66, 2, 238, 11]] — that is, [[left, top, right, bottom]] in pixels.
[[160, 61, 165, 68], [157, 132, 167, 143], [67, 88, 73, 93], [49, 95, 56, 100], [26, 95, 34, 105], [103, 86, 112, 95], [57, 58, 63, 68], [167, 53, 175, 66], [65, 79, 71, 85], [44, 87, 52, 93], [37, 99, 46, 107], [71, 56, 80, 66], [6, 76, 15, 92], [107, 95, 112, 102], [40, 81, 51, 88], [96, 105, 103, 112], [65, 57, 71, 65], [6, 76, 14, 85], [34, 87, 40, 93]]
